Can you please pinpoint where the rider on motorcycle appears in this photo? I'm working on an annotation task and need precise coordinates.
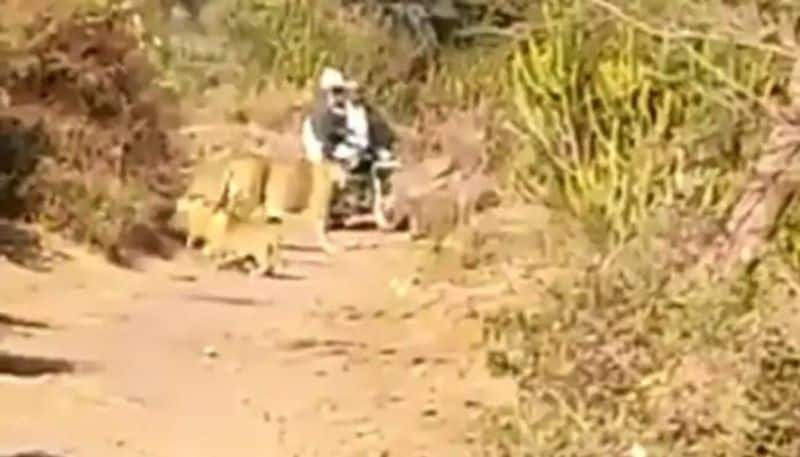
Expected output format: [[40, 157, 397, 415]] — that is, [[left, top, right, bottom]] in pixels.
[[301, 67, 359, 165], [302, 67, 397, 171], [301, 67, 399, 229]]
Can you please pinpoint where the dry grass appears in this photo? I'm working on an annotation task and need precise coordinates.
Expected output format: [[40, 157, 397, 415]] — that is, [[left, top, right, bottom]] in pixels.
[[0, 4, 186, 261], [7, 1, 800, 454]]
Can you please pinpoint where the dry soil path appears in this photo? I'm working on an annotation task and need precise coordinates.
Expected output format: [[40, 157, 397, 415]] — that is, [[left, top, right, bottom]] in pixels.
[[0, 228, 514, 457]]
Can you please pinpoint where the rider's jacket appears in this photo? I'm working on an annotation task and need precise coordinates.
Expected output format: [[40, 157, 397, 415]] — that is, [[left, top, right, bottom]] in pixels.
[[308, 89, 348, 159], [365, 107, 395, 157], [306, 87, 398, 170]]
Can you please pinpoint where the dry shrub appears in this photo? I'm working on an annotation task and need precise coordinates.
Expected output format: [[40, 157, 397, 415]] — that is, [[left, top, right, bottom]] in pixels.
[[0, 0, 86, 33], [0, 115, 51, 217], [481, 207, 800, 456], [0, 5, 185, 257]]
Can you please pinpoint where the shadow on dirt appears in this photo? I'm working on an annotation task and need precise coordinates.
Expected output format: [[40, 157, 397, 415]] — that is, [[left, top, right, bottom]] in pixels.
[[0, 351, 76, 377], [186, 294, 269, 307], [0, 308, 85, 379], [208, 260, 307, 280], [0, 221, 71, 272], [0, 313, 50, 330], [281, 243, 331, 253], [0, 451, 68, 457], [269, 272, 306, 281]]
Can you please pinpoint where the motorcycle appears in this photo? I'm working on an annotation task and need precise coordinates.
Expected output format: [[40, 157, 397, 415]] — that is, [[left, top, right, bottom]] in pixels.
[[327, 144, 401, 230]]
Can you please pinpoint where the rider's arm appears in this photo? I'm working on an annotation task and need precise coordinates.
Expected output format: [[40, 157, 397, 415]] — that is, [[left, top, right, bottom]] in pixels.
[[309, 103, 348, 158], [367, 108, 396, 151]]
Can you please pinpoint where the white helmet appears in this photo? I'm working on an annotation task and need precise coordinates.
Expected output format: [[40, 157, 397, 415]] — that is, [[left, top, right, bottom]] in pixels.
[[319, 67, 357, 91]]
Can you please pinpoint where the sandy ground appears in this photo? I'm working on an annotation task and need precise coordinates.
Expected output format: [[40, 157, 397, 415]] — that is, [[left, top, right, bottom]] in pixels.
[[0, 227, 515, 457]]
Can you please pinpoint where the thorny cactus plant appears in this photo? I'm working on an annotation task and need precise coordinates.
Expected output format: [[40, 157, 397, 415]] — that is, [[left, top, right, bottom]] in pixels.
[[481, 1, 800, 456], [507, 0, 794, 245]]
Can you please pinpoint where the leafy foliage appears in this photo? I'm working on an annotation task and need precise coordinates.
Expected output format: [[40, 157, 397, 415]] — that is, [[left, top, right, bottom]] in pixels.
[[481, 0, 800, 455], [4, 0, 800, 452], [507, 0, 792, 244]]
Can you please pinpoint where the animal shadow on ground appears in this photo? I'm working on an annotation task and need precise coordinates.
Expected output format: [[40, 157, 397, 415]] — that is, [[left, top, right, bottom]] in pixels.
[[213, 262, 306, 281], [0, 351, 76, 377], [280, 243, 329, 253], [0, 313, 93, 378], [186, 293, 273, 307], [0, 452, 68, 457], [268, 271, 305, 280], [0, 221, 71, 272], [0, 313, 50, 330]]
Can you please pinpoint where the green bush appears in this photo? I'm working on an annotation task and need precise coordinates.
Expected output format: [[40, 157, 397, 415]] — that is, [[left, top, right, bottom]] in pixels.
[[482, 1, 800, 455], [506, 0, 792, 244]]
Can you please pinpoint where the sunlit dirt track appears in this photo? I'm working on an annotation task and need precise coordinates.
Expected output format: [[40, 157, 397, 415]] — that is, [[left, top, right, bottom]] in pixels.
[[0, 228, 513, 457]]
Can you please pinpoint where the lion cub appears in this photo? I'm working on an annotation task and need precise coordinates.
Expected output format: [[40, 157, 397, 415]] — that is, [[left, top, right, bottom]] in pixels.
[[202, 208, 283, 277]]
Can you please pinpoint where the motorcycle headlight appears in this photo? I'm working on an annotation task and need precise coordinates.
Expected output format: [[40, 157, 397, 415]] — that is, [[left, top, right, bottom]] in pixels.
[[333, 143, 359, 161], [376, 148, 394, 161], [348, 157, 361, 170]]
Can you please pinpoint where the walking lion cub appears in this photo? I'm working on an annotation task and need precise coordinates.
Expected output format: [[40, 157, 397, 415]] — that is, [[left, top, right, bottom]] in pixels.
[[202, 207, 283, 277]]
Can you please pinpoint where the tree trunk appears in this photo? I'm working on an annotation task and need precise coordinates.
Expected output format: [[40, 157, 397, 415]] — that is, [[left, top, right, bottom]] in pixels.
[[703, 61, 800, 274]]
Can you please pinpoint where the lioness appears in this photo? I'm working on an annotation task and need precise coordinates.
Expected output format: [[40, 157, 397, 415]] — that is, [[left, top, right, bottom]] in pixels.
[[263, 154, 349, 254], [176, 151, 347, 254], [202, 207, 283, 277]]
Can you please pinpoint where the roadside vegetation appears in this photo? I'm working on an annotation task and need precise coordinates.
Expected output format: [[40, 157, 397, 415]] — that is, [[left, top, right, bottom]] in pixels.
[[2, 0, 800, 454]]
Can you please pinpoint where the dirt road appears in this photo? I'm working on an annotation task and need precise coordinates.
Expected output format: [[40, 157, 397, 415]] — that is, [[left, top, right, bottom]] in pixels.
[[0, 228, 514, 457]]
